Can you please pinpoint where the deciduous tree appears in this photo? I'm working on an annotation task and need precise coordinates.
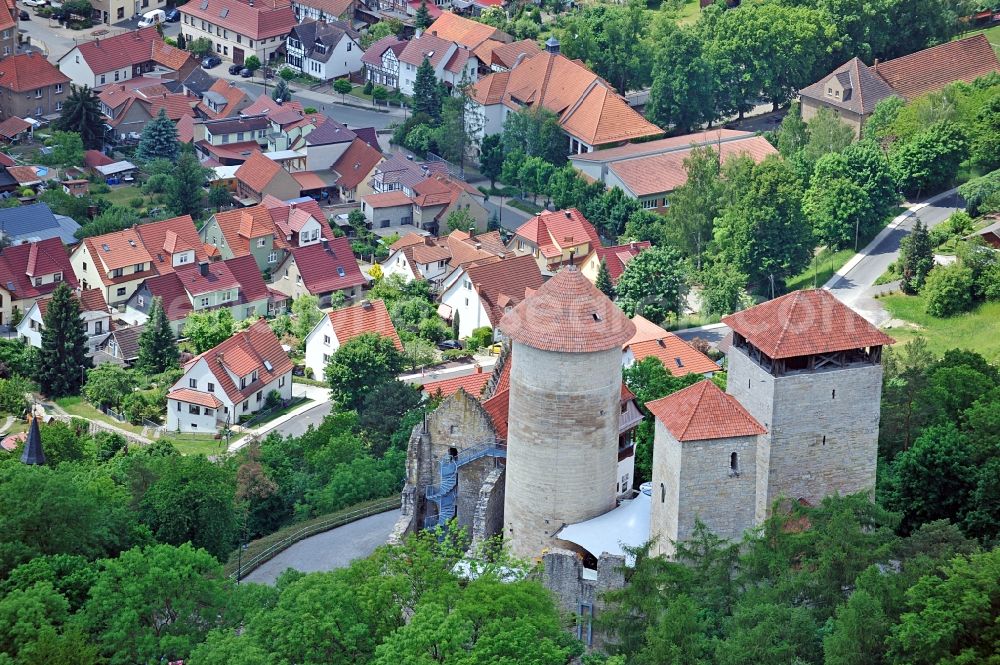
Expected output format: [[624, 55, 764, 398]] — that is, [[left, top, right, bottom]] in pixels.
[[83, 364, 138, 411], [184, 309, 235, 354], [615, 245, 688, 322], [326, 332, 406, 411]]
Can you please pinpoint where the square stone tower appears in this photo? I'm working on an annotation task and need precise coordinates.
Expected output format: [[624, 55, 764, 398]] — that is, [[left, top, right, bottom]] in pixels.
[[721, 289, 895, 509]]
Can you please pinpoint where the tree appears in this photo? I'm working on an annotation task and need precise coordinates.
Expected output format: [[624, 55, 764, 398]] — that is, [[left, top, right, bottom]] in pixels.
[[167, 151, 208, 219], [559, 0, 651, 94], [776, 101, 809, 157], [81, 543, 233, 665], [664, 146, 723, 269], [360, 18, 402, 49], [446, 207, 475, 234], [359, 380, 422, 453], [55, 85, 104, 150], [646, 27, 717, 132], [891, 122, 968, 197], [136, 108, 179, 163], [326, 332, 406, 411], [208, 184, 232, 210], [801, 106, 857, 168], [615, 246, 688, 323], [0, 581, 70, 660], [35, 283, 89, 398], [175, 32, 186, 50], [414, 0, 431, 29], [595, 258, 615, 299], [436, 84, 481, 173], [243, 55, 262, 74], [412, 57, 441, 120], [923, 263, 973, 317], [39, 189, 90, 221], [372, 85, 388, 106], [41, 131, 84, 168], [272, 77, 291, 102], [137, 297, 178, 375], [899, 219, 934, 293], [291, 294, 322, 345], [0, 375, 31, 415], [332, 78, 352, 102], [83, 364, 138, 411], [699, 261, 749, 316], [502, 107, 566, 166], [184, 309, 235, 354], [479, 134, 503, 188], [803, 175, 873, 250], [451, 309, 460, 340], [74, 205, 140, 240]]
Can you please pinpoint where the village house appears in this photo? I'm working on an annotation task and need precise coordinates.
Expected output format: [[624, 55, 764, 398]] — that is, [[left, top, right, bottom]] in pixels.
[[303, 298, 402, 381], [580, 241, 650, 286], [0, 202, 80, 245], [90, 0, 166, 23], [269, 236, 367, 305], [438, 253, 542, 339], [191, 114, 271, 165], [62, 180, 90, 197], [0, 1, 16, 60], [397, 32, 479, 97], [95, 325, 145, 366], [570, 129, 777, 211], [181, 68, 219, 99], [179, 0, 298, 66], [362, 172, 489, 235], [57, 27, 197, 89], [234, 152, 303, 203], [622, 314, 719, 376], [380, 228, 507, 287], [507, 208, 602, 273], [124, 255, 271, 334], [328, 137, 384, 202], [799, 34, 1000, 136], [0, 53, 71, 124], [365, 151, 447, 197], [17, 288, 111, 355], [98, 78, 199, 143], [0, 237, 77, 326], [166, 319, 292, 433], [286, 19, 363, 81], [196, 79, 255, 120], [360, 35, 406, 89], [470, 38, 661, 155], [292, 0, 354, 22]]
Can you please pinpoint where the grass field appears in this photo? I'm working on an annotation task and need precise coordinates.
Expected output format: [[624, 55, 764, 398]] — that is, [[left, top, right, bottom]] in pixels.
[[101, 185, 150, 208], [164, 433, 227, 456], [880, 294, 1000, 362], [54, 396, 146, 436]]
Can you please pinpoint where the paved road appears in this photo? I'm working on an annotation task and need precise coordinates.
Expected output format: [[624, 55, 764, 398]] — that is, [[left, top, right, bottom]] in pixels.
[[242, 509, 400, 585], [267, 399, 333, 439], [827, 191, 962, 325], [19, 6, 181, 62], [233, 78, 397, 130], [674, 323, 730, 347]]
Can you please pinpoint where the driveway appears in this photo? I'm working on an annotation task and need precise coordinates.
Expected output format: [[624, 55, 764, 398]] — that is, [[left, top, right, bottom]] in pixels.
[[242, 509, 400, 584]]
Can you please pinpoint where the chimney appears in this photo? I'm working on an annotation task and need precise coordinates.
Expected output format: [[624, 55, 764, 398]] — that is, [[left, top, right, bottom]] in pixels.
[[475, 364, 482, 374], [873, 58, 879, 71], [321, 237, 331, 253], [198, 261, 209, 276], [545, 36, 560, 55], [468, 226, 475, 239], [361, 299, 372, 310], [564, 210, 572, 219]]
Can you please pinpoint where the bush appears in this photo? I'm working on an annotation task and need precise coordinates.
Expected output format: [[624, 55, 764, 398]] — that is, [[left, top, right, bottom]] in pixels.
[[363, 80, 374, 95], [280, 68, 296, 81], [958, 169, 1000, 216], [142, 173, 172, 195], [924, 264, 974, 317], [129, 196, 144, 209], [467, 326, 493, 351], [303, 107, 318, 114]]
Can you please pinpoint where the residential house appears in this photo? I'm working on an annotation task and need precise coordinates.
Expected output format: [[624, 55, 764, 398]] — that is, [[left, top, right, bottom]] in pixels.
[[91, 0, 166, 24], [286, 19, 362, 81], [366, 151, 447, 195], [622, 314, 718, 376], [0, 53, 70, 123], [0, 1, 16, 60], [292, 0, 353, 22], [301, 118, 358, 170], [70, 215, 208, 307], [474, 38, 540, 73], [424, 12, 510, 52], [166, 319, 292, 432], [361, 35, 406, 89], [329, 137, 383, 202], [303, 298, 402, 380], [569, 130, 777, 211], [95, 325, 145, 366], [799, 35, 1000, 136], [508, 208, 601, 273], [397, 32, 479, 97], [17, 288, 111, 355], [270, 236, 367, 305], [98, 78, 199, 143], [179, 0, 298, 66], [234, 151, 302, 203], [438, 253, 543, 338], [196, 79, 254, 119], [125, 255, 270, 334], [0, 237, 77, 326], [84, 150, 115, 174], [199, 194, 337, 273], [470, 39, 661, 155], [62, 180, 90, 197], [580, 241, 650, 286], [192, 114, 271, 165], [362, 172, 489, 235], [0, 202, 80, 245], [180, 67, 219, 99], [380, 228, 507, 287], [57, 28, 197, 89]]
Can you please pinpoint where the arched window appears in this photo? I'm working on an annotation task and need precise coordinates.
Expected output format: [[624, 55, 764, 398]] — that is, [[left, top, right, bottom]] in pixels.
[[730, 452, 739, 476], [660, 483, 665, 503]]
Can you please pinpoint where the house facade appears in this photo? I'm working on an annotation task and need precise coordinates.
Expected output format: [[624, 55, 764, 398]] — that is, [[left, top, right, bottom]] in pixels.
[[91, 0, 167, 24], [0, 237, 77, 326], [269, 237, 367, 305], [292, 0, 353, 22], [508, 208, 602, 273], [360, 36, 405, 89], [437, 253, 542, 338], [179, 0, 298, 66], [17, 288, 111, 355], [57, 27, 196, 89], [0, 53, 70, 122], [166, 319, 293, 432], [303, 298, 402, 381], [286, 19, 362, 81], [234, 152, 302, 204], [397, 32, 479, 97]]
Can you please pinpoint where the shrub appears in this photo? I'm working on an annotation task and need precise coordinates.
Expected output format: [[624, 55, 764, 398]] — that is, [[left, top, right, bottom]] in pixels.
[[303, 107, 318, 114], [467, 326, 493, 351], [363, 80, 374, 95], [924, 264, 974, 317], [129, 196, 144, 208]]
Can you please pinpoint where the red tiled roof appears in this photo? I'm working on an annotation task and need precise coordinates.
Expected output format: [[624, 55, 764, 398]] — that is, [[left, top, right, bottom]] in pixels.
[[179, 0, 297, 41], [197, 79, 251, 119], [0, 117, 31, 140], [628, 334, 719, 377], [142, 272, 193, 322], [0, 53, 70, 93], [464, 254, 544, 328], [167, 387, 223, 408], [84, 150, 114, 169], [292, 171, 328, 191], [65, 27, 188, 76], [592, 241, 650, 282], [873, 34, 1000, 101], [721, 289, 895, 359], [484, 39, 540, 69], [295, 0, 352, 17], [0, 153, 14, 168], [6, 166, 41, 185], [0, 238, 77, 300], [481, 387, 510, 440], [361, 35, 407, 68], [189, 319, 292, 404], [84, 228, 154, 274], [331, 138, 383, 190], [326, 299, 403, 352], [241, 94, 305, 119], [225, 254, 269, 303], [799, 57, 895, 116], [37, 288, 108, 318], [422, 370, 491, 399], [174, 261, 240, 296], [646, 380, 766, 442], [290, 237, 367, 295], [499, 266, 634, 353], [235, 151, 281, 193], [425, 12, 511, 50], [365, 190, 413, 208], [399, 33, 454, 68], [134, 215, 208, 275], [514, 208, 601, 260]]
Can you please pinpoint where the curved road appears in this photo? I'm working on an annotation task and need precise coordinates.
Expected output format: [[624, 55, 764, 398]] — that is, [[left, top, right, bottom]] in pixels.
[[243, 509, 401, 585]]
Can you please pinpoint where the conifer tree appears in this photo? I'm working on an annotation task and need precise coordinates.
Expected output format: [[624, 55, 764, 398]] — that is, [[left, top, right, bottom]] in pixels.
[[452, 310, 460, 340], [137, 297, 179, 375], [35, 282, 90, 398], [136, 108, 180, 163], [413, 57, 442, 121], [167, 150, 208, 219], [900, 219, 934, 294], [55, 85, 104, 150], [414, 0, 432, 30], [176, 33, 186, 50], [596, 258, 615, 299], [271, 78, 291, 103]]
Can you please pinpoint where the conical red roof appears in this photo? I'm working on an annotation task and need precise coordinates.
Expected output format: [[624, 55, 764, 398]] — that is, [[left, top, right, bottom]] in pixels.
[[498, 268, 635, 353]]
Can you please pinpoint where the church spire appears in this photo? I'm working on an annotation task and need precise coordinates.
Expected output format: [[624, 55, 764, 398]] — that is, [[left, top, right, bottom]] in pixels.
[[20, 415, 45, 466]]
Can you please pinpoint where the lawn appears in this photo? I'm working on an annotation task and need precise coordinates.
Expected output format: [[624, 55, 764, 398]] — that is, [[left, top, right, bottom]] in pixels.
[[100, 185, 149, 207], [240, 397, 311, 429], [676, 0, 702, 24], [163, 433, 227, 456], [508, 199, 544, 215], [53, 396, 146, 436], [880, 294, 1000, 362]]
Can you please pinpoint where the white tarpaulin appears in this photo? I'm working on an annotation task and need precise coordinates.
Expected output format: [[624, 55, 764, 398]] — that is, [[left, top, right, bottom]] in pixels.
[[557, 489, 651, 565]]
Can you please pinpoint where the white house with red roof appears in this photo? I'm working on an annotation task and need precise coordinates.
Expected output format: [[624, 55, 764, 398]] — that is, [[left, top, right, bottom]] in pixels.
[[580, 241, 650, 286], [621, 314, 719, 377], [379, 228, 508, 287], [397, 32, 479, 97], [167, 318, 293, 432], [0, 237, 76, 326], [17, 288, 111, 355], [507, 208, 602, 273], [361, 35, 406, 89], [269, 235, 367, 305], [303, 298, 402, 381], [437, 253, 542, 338], [57, 27, 197, 89], [178, 0, 297, 66]]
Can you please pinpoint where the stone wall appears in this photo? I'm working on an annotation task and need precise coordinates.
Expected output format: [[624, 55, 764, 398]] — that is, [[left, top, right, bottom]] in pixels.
[[541, 549, 625, 651], [650, 418, 681, 558], [457, 457, 499, 533], [470, 467, 505, 549]]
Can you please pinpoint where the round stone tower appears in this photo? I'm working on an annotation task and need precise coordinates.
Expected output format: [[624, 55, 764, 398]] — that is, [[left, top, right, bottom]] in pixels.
[[498, 268, 636, 560]]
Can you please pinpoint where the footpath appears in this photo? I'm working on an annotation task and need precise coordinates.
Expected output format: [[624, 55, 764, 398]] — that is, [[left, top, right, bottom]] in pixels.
[[226, 383, 330, 452]]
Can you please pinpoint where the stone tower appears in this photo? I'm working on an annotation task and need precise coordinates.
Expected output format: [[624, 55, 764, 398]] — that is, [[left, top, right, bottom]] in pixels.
[[721, 289, 894, 509], [498, 268, 635, 560]]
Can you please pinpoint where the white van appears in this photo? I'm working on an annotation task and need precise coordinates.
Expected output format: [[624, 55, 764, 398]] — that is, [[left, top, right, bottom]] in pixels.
[[138, 9, 165, 26]]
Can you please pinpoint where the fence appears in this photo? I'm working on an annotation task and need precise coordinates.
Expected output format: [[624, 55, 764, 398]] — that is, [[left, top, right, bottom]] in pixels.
[[229, 496, 401, 580]]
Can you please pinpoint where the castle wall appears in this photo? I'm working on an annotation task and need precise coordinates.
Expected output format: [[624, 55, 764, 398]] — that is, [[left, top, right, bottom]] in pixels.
[[504, 342, 622, 559], [541, 549, 625, 651], [471, 467, 506, 548], [457, 457, 499, 534], [650, 419, 681, 558]]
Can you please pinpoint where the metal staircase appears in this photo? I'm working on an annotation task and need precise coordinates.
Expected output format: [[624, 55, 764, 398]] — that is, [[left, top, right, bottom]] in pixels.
[[424, 442, 507, 529]]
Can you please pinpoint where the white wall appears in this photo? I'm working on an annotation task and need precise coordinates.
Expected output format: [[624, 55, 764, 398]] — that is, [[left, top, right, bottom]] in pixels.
[[303, 316, 337, 382], [439, 272, 491, 338]]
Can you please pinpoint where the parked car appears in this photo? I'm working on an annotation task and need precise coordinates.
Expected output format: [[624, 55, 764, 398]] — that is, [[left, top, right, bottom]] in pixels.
[[228, 63, 242, 75], [201, 56, 221, 69], [488, 343, 503, 355], [239, 68, 252, 78], [137, 9, 165, 26], [437, 340, 463, 351], [165, 7, 180, 21], [22, 0, 45, 7], [18, 9, 28, 19]]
